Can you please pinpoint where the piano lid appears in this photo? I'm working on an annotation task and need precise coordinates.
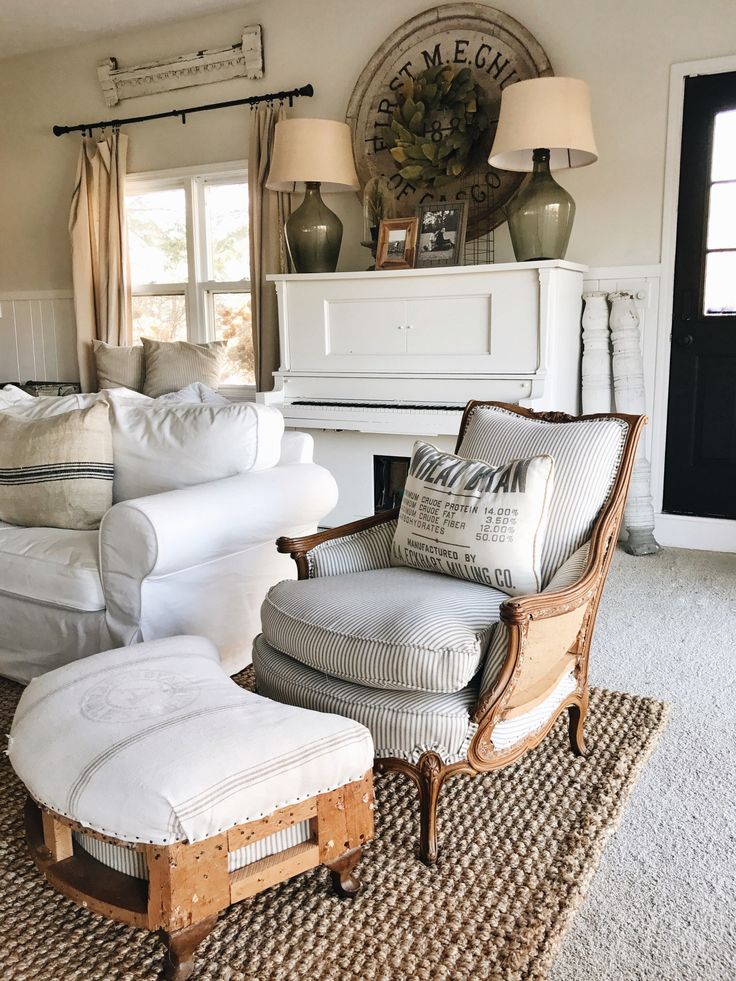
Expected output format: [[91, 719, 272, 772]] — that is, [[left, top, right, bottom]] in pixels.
[[263, 261, 586, 417]]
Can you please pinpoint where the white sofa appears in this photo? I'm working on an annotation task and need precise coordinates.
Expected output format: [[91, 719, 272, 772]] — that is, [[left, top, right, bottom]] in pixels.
[[0, 386, 337, 683]]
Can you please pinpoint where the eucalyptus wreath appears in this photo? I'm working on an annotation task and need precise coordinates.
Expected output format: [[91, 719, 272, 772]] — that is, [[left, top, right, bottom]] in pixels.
[[381, 64, 492, 189]]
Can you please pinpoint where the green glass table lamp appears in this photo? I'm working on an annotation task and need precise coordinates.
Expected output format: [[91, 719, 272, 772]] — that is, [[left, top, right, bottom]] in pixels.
[[266, 118, 360, 273], [488, 77, 598, 262]]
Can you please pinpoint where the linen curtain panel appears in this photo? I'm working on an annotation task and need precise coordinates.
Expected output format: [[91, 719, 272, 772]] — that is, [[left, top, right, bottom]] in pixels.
[[69, 133, 132, 392], [248, 105, 290, 392]]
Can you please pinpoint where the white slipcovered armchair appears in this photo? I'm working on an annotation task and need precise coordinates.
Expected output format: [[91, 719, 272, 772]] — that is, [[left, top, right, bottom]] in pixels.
[[0, 387, 337, 683]]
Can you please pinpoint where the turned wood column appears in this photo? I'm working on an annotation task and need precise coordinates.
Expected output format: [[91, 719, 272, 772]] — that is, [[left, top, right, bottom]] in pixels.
[[608, 291, 660, 556], [581, 291, 613, 414]]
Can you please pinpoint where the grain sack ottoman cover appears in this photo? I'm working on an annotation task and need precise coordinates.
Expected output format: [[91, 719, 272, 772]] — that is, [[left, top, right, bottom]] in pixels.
[[8, 636, 375, 980], [8, 635, 374, 847]]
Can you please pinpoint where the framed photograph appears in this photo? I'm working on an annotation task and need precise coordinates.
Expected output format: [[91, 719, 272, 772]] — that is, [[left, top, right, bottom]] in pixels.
[[376, 217, 419, 270], [415, 201, 468, 268]]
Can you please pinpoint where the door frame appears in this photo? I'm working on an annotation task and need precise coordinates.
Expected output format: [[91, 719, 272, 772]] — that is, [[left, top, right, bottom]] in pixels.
[[651, 54, 736, 552]]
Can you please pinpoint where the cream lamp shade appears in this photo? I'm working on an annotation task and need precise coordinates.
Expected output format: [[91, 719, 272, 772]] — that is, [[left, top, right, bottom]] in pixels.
[[266, 118, 360, 192], [488, 77, 598, 172]]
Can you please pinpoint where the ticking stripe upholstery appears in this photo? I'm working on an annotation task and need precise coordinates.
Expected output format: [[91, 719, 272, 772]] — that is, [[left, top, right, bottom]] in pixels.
[[253, 634, 479, 764], [477, 540, 592, 698], [73, 819, 311, 879], [458, 406, 627, 586], [308, 519, 397, 578], [262, 566, 506, 693]]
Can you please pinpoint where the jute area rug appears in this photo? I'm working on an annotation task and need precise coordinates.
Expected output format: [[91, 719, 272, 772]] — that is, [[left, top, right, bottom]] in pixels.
[[0, 671, 667, 981]]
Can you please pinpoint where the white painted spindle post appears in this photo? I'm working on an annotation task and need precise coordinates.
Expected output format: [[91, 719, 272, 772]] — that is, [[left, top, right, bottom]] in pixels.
[[581, 291, 613, 413], [609, 291, 660, 555]]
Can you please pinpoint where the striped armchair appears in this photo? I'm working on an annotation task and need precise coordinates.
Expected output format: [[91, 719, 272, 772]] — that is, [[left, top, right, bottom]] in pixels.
[[253, 402, 645, 863]]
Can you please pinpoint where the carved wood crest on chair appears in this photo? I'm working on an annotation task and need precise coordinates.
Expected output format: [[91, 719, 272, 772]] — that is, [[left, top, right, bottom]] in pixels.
[[258, 402, 645, 864]]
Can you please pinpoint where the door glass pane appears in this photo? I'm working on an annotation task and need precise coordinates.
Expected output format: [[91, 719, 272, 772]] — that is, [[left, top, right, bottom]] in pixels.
[[212, 293, 255, 384], [703, 251, 736, 315], [205, 183, 249, 282], [132, 295, 187, 344], [711, 109, 736, 181], [707, 182, 736, 249], [127, 189, 188, 284]]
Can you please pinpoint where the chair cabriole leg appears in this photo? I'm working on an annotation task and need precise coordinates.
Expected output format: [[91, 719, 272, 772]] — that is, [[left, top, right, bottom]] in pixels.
[[568, 694, 589, 757], [416, 751, 447, 866]]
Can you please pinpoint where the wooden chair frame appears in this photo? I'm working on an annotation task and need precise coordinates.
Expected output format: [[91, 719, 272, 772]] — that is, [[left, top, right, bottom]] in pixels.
[[276, 402, 646, 864], [25, 772, 374, 980]]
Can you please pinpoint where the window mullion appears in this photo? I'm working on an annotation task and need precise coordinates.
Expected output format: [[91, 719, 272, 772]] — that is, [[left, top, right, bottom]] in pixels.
[[186, 176, 206, 343]]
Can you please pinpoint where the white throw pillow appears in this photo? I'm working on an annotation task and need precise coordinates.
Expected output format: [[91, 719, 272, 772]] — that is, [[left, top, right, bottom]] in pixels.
[[0, 388, 150, 420], [0, 385, 35, 406], [391, 440, 554, 596], [154, 382, 229, 405], [110, 401, 285, 501]]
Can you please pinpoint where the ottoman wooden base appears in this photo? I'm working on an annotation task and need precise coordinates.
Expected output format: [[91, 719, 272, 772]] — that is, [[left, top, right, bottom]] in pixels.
[[26, 771, 374, 980]]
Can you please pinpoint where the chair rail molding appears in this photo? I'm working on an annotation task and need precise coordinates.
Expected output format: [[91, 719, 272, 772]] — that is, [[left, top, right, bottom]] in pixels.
[[652, 54, 736, 554], [0, 290, 78, 385]]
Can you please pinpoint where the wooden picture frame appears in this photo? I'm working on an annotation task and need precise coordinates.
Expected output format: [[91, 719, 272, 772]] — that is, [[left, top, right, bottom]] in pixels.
[[415, 201, 468, 268], [376, 217, 418, 270]]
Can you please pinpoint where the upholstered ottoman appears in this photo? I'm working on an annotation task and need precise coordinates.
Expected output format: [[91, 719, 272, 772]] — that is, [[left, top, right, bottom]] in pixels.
[[8, 636, 375, 980]]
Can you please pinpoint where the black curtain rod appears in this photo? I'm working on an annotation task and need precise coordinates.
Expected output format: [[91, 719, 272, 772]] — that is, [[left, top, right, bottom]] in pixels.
[[52, 83, 314, 137]]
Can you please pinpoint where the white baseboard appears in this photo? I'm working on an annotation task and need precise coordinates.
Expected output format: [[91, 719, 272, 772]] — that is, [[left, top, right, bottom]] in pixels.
[[654, 513, 736, 553]]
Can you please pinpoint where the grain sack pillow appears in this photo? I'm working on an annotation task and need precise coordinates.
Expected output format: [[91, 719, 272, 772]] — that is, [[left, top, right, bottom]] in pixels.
[[0, 402, 113, 530], [391, 440, 554, 596], [93, 340, 146, 392], [141, 338, 226, 398]]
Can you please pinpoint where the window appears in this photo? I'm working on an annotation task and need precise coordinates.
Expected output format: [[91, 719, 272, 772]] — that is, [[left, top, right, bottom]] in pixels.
[[125, 163, 254, 387], [704, 108, 736, 315]]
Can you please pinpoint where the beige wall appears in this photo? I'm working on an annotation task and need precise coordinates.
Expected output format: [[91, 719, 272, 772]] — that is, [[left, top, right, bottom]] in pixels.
[[1, 0, 735, 291]]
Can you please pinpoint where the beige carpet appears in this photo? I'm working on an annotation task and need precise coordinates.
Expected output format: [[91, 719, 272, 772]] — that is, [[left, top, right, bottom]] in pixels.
[[0, 673, 666, 981]]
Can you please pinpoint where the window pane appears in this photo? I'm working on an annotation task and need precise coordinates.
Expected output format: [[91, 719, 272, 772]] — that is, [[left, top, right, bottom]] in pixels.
[[205, 182, 249, 281], [132, 295, 187, 343], [213, 293, 255, 384], [127, 188, 188, 284], [711, 109, 736, 182], [707, 182, 736, 249], [703, 251, 736, 315]]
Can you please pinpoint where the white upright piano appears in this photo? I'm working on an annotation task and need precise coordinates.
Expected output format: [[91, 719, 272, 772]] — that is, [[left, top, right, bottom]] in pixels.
[[263, 260, 586, 526]]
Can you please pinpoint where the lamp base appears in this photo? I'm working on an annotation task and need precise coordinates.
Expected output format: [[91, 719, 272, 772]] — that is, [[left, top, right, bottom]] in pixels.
[[508, 149, 575, 261], [285, 182, 343, 273]]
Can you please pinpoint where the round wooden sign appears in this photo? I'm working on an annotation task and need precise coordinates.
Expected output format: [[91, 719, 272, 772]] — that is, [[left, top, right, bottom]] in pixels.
[[346, 4, 552, 240]]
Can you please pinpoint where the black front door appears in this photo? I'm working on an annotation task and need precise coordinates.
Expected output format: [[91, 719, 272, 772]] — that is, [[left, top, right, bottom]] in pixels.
[[663, 71, 736, 519]]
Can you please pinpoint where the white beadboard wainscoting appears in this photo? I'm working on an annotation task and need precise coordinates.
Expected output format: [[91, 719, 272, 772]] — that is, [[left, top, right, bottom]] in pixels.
[[2, 273, 731, 551], [0, 291, 78, 384]]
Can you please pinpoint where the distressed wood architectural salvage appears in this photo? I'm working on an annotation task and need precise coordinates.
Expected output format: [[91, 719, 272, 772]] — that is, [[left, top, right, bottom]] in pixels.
[[278, 402, 645, 864], [346, 4, 552, 239], [26, 772, 374, 981], [609, 292, 660, 555], [97, 26, 263, 107]]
